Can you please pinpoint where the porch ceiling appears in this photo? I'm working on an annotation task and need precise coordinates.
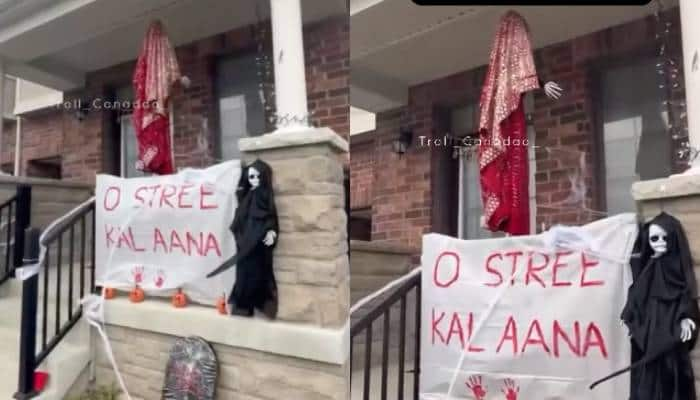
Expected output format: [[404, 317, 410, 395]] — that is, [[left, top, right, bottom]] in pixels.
[[0, 0, 344, 91], [351, 0, 676, 112]]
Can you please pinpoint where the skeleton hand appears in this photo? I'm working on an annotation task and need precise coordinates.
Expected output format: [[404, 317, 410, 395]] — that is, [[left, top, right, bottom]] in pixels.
[[543, 81, 563, 99], [681, 318, 696, 342], [263, 230, 277, 247]]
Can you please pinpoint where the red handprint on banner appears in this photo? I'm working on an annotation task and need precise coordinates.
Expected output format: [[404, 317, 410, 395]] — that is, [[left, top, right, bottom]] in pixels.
[[501, 378, 519, 400], [154, 270, 165, 288], [466, 375, 487, 400], [132, 266, 144, 284]]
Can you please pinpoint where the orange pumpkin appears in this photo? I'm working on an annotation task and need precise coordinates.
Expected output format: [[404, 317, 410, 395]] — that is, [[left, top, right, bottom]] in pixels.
[[172, 288, 188, 308], [216, 295, 227, 315], [104, 287, 116, 300], [129, 286, 145, 303]]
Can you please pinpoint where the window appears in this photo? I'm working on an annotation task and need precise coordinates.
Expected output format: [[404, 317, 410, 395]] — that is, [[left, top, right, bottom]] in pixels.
[[601, 60, 671, 214], [216, 53, 266, 160], [116, 86, 145, 178], [120, 114, 145, 178]]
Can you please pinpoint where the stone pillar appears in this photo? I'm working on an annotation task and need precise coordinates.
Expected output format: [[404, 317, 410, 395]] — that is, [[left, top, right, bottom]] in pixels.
[[239, 126, 350, 394], [632, 175, 700, 391], [680, 0, 700, 173], [269, 0, 309, 132]]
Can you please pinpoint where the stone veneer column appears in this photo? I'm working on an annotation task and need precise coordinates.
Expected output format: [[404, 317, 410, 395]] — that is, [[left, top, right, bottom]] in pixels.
[[632, 175, 700, 392], [239, 128, 349, 328], [238, 126, 350, 393]]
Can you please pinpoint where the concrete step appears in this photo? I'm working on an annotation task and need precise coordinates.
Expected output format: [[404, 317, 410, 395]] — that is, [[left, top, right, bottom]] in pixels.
[[350, 241, 413, 277], [350, 240, 414, 306], [0, 276, 91, 399], [351, 360, 417, 400]]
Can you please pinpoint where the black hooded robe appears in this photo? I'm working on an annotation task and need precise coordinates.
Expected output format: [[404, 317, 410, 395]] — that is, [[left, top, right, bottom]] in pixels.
[[207, 159, 278, 318], [620, 212, 699, 400]]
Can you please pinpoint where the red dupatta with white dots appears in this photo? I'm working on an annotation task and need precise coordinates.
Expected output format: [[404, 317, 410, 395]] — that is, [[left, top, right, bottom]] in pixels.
[[132, 20, 181, 175], [478, 11, 539, 235]]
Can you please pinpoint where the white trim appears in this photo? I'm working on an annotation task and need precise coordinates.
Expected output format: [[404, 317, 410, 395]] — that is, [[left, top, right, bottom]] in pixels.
[[103, 298, 350, 366], [350, 0, 384, 15], [350, 106, 376, 135]]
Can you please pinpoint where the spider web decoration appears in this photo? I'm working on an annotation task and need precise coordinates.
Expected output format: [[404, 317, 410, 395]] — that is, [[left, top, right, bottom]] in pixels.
[[654, 0, 699, 167], [253, 0, 312, 129], [254, 0, 276, 128]]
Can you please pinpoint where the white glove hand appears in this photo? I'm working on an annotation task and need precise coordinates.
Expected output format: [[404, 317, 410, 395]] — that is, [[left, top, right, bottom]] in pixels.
[[543, 81, 563, 99], [180, 76, 191, 89], [681, 318, 696, 342], [263, 230, 277, 247]]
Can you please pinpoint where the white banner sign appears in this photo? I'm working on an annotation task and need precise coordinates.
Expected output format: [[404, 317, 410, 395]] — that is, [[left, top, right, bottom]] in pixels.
[[420, 214, 638, 400], [95, 161, 240, 305]]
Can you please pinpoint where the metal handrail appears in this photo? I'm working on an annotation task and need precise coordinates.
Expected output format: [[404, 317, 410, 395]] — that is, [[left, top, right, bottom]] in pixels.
[[351, 272, 420, 335], [15, 196, 96, 398], [0, 194, 17, 210], [0, 188, 29, 287], [41, 196, 95, 244], [350, 269, 422, 400]]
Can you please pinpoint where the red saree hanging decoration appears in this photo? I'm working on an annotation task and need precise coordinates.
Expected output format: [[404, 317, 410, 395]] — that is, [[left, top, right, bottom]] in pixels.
[[478, 11, 539, 236], [132, 20, 181, 175]]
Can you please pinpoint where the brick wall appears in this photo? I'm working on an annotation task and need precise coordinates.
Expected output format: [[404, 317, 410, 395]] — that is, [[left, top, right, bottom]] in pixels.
[[306, 17, 350, 141], [3, 15, 348, 184], [367, 107, 432, 250], [348, 135, 374, 210], [350, 8, 685, 250]]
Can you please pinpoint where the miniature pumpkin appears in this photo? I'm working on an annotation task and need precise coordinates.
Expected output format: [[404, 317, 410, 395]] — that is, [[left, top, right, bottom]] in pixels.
[[172, 288, 188, 308], [216, 294, 227, 315], [104, 287, 116, 299], [129, 286, 145, 303]]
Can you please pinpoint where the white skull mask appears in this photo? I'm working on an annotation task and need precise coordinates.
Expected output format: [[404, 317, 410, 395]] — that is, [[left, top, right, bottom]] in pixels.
[[649, 223, 668, 257], [248, 166, 261, 189]]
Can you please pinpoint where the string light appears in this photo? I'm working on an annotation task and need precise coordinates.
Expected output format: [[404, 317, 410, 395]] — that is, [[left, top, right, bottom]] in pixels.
[[253, 0, 312, 129], [654, 0, 699, 166]]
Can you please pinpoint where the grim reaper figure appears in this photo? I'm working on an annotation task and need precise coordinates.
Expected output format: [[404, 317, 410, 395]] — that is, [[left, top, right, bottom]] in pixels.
[[591, 212, 699, 400], [207, 159, 278, 318]]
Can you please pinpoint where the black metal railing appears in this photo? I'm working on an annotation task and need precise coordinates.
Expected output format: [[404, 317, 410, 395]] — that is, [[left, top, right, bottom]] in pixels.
[[0, 185, 31, 286], [351, 270, 421, 400], [15, 198, 96, 399]]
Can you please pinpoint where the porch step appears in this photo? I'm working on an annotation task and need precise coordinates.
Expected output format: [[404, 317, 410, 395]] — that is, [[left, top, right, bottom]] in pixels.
[[350, 240, 414, 305], [0, 277, 91, 399], [351, 359, 417, 400]]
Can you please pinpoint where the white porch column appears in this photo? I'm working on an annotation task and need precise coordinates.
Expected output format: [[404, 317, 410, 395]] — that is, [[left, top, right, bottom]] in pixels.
[[269, 0, 309, 132], [680, 0, 700, 173]]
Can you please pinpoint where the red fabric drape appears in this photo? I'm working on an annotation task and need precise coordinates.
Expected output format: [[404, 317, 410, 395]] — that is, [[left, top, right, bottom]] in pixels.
[[132, 20, 181, 175], [478, 11, 539, 235]]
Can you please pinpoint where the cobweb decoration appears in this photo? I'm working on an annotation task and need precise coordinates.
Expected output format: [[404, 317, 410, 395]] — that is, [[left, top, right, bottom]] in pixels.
[[654, 0, 699, 166]]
